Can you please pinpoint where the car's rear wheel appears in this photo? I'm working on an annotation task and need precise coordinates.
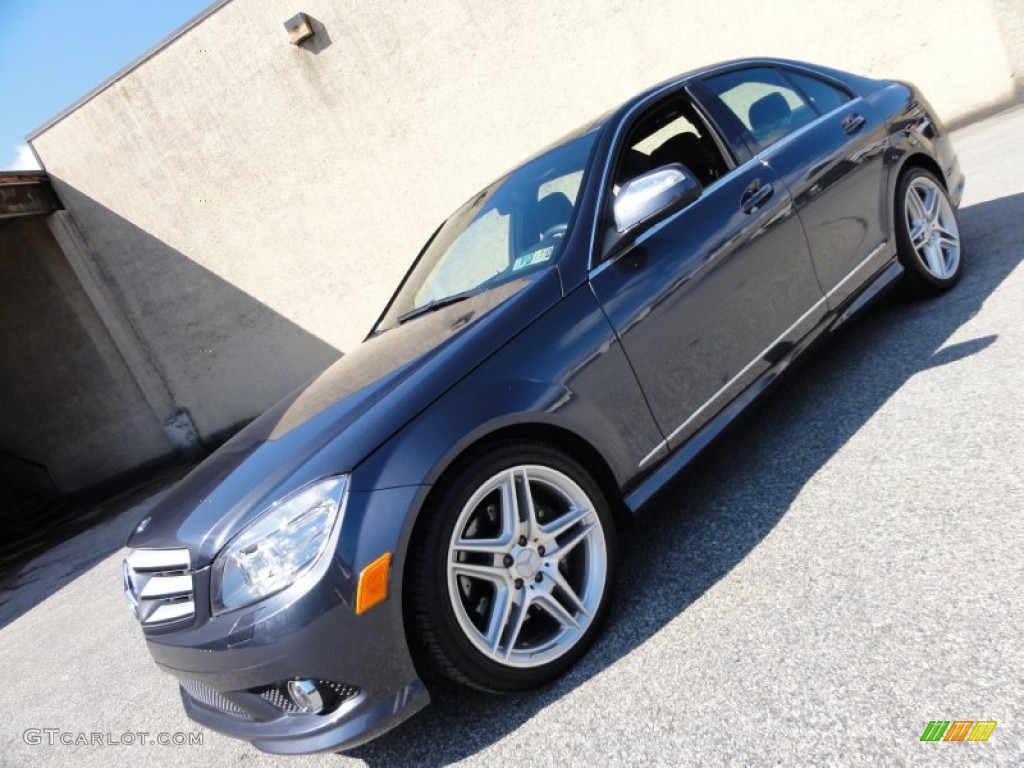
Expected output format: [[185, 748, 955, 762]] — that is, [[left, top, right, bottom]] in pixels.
[[407, 443, 616, 692], [896, 168, 963, 296]]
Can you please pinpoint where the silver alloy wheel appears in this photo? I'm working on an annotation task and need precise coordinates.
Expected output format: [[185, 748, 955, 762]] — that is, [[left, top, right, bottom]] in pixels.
[[446, 465, 607, 668], [904, 176, 960, 280]]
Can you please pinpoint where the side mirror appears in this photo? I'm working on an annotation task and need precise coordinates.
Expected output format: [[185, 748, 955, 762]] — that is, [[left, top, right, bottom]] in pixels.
[[613, 164, 702, 234]]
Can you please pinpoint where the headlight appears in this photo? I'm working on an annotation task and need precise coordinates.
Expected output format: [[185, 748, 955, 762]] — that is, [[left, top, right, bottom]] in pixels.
[[211, 476, 348, 614]]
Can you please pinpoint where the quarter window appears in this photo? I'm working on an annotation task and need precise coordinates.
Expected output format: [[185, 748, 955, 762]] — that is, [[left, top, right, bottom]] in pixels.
[[703, 67, 816, 151]]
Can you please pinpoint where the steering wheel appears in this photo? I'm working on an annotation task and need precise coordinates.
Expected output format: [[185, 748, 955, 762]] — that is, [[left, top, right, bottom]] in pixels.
[[540, 223, 568, 241]]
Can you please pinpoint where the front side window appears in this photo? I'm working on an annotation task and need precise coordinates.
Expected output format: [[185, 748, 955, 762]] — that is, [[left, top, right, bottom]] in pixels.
[[611, 98, 728, 192], [378, 132, 598, 329], [703, 67, 817, 151], [597, 97, 729, 260]]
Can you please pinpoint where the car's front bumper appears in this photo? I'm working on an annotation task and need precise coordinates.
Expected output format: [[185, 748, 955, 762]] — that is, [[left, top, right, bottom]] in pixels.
[[142, 485, 430, 754], [179, 677, 429, 755]]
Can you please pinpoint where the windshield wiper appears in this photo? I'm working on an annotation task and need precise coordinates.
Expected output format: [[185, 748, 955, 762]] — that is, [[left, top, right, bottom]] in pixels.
[[396, 289, 480, 325]]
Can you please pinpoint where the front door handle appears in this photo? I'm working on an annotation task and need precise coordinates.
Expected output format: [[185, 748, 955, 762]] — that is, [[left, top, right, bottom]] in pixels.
[[740, 181, 774, 214], [842, 112, 866, 135]]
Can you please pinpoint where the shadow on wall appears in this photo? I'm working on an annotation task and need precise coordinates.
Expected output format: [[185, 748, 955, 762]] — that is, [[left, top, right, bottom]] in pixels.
[[346, 192, 1023, 766], [0, 215, 171, 496], [300, 15, 333, 55], [0, 180, 343, 623], [48, 178, 342, 445]]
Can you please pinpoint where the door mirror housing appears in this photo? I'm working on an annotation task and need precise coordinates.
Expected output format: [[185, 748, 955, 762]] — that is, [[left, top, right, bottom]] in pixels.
[[613, 163, 702, 234]]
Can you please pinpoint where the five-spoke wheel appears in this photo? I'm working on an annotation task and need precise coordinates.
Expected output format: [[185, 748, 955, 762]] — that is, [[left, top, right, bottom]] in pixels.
[[896, 168, 963, 294], [407, 444, 615, 692]]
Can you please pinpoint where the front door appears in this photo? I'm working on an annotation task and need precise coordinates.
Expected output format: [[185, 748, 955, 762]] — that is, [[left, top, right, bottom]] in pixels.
[[589, 94, 825, 461]]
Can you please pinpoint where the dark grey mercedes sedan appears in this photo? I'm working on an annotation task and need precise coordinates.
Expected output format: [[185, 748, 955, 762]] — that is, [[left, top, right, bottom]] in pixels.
[[123, 58, 964, 753]]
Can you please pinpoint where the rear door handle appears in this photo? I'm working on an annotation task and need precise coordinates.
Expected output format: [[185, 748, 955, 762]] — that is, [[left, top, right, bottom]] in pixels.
[[740, 181, 774, 214], [842, 112, 866, 135]]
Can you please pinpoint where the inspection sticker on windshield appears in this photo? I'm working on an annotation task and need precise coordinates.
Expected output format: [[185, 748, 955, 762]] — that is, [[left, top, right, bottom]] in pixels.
[[512, 246, 554, 272]]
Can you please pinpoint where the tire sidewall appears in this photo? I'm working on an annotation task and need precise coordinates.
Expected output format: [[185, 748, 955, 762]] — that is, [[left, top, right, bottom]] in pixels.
[[413, 442, 617, 692]]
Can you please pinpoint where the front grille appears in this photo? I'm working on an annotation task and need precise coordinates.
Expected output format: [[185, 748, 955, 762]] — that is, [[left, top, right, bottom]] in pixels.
[[180, 679, 253, 720], [123, 548, 195, 626]]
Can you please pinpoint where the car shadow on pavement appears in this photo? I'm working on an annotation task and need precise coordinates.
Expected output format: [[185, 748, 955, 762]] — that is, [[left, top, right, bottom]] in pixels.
[[346, 192, 1024, 767]]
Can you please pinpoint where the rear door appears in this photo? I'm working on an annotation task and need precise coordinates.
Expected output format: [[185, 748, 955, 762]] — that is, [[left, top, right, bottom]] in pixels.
[[697, 66, 891, 307]]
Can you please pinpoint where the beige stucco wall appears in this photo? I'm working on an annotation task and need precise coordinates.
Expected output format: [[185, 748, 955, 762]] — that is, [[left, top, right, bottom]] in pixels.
[[29, 0, 1022, 442], [994, 0, 1024, 94]]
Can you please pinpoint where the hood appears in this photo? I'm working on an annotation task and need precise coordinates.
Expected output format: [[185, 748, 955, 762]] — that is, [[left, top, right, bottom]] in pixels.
[[129, 269, 562, 565]]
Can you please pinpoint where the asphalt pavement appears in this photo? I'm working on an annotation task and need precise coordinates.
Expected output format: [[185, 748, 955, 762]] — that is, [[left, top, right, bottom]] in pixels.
[[1, 106, 1022, 768]]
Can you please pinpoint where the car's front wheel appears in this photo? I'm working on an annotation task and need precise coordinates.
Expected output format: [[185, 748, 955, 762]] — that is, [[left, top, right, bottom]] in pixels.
[[895, 167, 964, 296], [407, 443, 616, 692]]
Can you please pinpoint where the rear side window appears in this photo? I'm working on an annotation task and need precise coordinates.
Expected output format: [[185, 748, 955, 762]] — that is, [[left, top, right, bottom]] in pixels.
[[786, 71, 851, 115], [703, 67, 816, 151]]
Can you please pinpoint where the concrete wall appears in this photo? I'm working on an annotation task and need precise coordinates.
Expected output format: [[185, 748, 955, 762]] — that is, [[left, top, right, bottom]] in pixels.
[[994, 0, 1024, 96], [0, 217, 169, 492], [28, 0, 1023, 443]]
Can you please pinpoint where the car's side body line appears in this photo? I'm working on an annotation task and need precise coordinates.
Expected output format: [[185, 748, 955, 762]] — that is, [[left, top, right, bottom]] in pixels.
[[826, 240, 892, 302], [834, 257, 903, 328], [626, 251, 902, 510], [637, 437, 670, 471], [637, 295, 829, 468]]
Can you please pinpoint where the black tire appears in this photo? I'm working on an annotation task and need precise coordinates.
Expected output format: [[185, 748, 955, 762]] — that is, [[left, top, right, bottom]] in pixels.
[[406, 442, 617, 693], [895, 167, 964, 297]]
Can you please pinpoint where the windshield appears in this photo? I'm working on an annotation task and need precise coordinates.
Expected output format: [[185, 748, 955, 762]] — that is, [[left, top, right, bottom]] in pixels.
[[379, 131, 599, 329]]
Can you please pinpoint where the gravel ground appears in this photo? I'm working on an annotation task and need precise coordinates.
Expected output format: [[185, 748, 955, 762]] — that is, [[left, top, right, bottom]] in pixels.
[[1, 106, 1021, 768]]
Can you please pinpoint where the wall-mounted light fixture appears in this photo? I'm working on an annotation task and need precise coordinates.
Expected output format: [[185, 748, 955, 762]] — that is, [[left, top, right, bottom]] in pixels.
[[284, 13, 314, 45]]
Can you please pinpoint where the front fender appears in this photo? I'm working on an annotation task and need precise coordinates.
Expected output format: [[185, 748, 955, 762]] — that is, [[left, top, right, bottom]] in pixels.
[[349, 284, 664, 496]]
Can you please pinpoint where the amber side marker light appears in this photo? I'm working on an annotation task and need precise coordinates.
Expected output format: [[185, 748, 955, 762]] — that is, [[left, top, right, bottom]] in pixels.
[[355, 552, 393, 615]]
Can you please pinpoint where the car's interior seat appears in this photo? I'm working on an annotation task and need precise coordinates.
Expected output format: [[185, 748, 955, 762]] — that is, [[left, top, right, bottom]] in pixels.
[[748, 92, 792, 144], [531, 192, 574, 245], [650, 132, 719, 186], [615, 149, 652, 190]]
